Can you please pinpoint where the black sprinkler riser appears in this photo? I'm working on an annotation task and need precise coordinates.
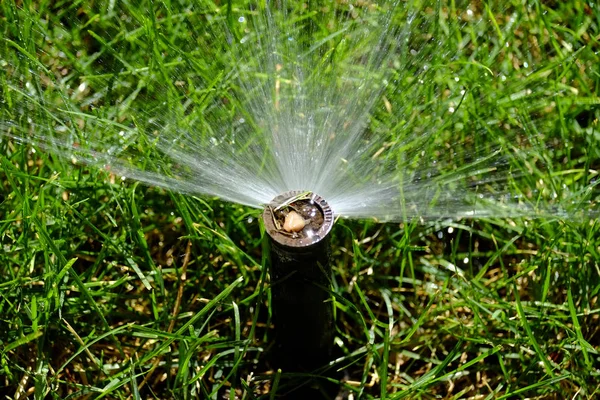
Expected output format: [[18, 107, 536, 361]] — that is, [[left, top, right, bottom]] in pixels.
[[262, 191, 335, 374]]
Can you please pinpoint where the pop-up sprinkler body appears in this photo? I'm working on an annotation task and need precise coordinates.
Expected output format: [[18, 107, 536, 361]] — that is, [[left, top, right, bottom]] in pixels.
[[262, 191, 337, 396]]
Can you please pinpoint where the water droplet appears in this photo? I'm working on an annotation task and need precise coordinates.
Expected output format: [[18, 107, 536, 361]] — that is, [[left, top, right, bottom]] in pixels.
[[238, 16, 245, 23], [463, 257, 469, 264], [247, 216, 253, 223]]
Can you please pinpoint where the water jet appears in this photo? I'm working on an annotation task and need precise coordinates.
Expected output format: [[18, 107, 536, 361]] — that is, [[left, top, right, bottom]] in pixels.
[[262, 190, 338, 396]]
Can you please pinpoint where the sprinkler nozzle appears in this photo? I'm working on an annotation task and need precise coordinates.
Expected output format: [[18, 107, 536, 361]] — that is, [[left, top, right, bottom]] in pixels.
[[263, 190, 334, 249]]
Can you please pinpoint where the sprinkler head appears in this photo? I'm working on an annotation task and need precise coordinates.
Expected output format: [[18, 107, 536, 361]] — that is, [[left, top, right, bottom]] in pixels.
[[262, 191, 338, 392], [262, 191, 334, 249]]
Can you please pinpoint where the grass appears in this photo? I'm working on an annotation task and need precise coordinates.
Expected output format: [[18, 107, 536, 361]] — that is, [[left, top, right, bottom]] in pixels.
[[1, 0, 600, 399]]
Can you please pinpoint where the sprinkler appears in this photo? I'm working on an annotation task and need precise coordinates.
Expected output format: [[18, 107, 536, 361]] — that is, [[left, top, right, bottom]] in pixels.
[[262, 191, 338, 396]]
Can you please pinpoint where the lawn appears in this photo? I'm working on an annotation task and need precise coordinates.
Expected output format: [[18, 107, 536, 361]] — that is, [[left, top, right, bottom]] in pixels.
[[1, 0, 599, 399]]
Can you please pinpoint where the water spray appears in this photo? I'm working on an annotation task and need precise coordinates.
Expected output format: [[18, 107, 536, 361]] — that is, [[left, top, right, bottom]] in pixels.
[[262, 191, 337, 394]]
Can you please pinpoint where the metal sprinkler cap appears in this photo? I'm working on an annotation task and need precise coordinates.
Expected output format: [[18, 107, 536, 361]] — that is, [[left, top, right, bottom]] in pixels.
[[263, 191, 334, 248]]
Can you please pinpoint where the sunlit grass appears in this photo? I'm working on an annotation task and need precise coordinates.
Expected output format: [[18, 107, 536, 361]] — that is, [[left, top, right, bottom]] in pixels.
[[1, 0, 599, 399]]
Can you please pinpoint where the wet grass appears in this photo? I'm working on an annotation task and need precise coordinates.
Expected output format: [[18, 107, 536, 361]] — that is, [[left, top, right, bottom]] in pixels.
[[1, 0, 600, 399]]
